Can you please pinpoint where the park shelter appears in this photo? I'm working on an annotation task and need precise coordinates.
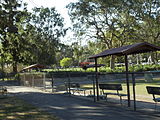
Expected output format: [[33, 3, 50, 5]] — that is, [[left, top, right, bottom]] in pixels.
[[22, 64, 45, 72], [89, 42, 160, 108]]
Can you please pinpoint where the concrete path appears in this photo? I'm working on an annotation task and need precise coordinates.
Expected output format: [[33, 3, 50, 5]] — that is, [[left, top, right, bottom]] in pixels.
[[4, 85, 160, 120]]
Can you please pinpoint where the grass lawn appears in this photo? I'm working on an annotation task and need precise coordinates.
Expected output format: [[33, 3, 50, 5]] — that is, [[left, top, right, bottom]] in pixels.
[[81, 78, 160, 103], [0, 96, 59, 120]]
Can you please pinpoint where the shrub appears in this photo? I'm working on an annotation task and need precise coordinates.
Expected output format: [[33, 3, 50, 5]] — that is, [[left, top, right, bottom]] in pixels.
[[60, 58, 73, 67]]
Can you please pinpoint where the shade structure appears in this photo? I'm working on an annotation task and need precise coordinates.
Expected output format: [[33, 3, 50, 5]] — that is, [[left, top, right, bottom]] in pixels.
[[89, 42, 160, 59], [22, 64, 45, 71], [89, 42, 160, 108]]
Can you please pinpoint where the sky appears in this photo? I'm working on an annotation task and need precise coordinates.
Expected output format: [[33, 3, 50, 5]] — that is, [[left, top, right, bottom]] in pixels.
[[23, 0, 78, 45]]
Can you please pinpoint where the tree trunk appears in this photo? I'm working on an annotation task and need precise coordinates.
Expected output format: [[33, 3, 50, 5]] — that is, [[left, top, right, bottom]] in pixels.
[[13, 62, 18, 73], [151, 53, 157, 64], [1, 63, 5, 81], [110, 55, 115, 69], [136, 54, 141, 64]]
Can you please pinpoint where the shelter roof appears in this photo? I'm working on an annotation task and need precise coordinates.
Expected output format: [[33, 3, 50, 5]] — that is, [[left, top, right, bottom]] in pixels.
[[89, 42, 160, 59], [22, 64, 45, 71]]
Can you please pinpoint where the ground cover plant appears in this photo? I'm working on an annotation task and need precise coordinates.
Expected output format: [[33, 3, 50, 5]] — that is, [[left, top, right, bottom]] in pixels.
[[0, 96, 59, 120]]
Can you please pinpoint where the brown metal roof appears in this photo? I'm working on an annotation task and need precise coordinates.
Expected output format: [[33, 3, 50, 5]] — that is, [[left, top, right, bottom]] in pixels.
[[89, 42, 160, 59], [22, 64, 45, 71]]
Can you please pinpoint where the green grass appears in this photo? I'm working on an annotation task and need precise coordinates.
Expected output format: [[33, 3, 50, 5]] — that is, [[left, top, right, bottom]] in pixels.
[[81, 78, 160, 102], [0, 96, 59, 120]]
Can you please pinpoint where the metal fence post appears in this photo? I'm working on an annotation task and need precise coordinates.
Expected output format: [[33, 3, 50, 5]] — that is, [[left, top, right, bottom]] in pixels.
[[32, 74, 34, 87], [132, 73, 136, 111], [43, 73, 46, 90], [51, 74, 54, 92]]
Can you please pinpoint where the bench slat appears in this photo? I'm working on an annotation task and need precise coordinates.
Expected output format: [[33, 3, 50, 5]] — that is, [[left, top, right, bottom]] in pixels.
[[99, 84, 122, 90], [146, 86, 160, 95], [99, 83, 126, 104]]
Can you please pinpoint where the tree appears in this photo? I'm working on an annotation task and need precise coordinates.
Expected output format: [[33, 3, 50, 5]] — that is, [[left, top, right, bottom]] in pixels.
[[0, 0, 28, 73], [28, 7, 68, 65], [60, 57, 73, 67], [67, 0, 160, 68], [0, 2, 69, 72], [55, 43, 73, 66], [67, 0, 129, 69]]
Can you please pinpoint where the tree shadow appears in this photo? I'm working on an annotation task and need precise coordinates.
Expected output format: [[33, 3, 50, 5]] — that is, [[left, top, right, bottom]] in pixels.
[[8, 91, 160, 120]]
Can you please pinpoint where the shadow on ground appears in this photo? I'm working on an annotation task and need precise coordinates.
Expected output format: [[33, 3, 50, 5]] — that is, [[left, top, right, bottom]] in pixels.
[[1, 80, 160, 120], [8, 91, 160, 120]]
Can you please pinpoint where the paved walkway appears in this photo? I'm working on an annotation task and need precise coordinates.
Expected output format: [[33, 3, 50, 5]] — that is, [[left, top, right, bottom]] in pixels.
[[2, 84, 159, 120]]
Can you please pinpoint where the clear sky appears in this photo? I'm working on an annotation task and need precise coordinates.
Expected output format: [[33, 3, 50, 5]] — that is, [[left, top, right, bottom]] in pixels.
[[23, 0, 78, 44]]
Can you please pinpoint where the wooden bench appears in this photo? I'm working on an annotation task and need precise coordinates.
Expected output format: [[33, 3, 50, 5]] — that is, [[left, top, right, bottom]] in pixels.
[[99, 84, 127, 104], [146, 86, 160, 110], [66, 83, 89, 96], [0, 86, 7, 95]]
